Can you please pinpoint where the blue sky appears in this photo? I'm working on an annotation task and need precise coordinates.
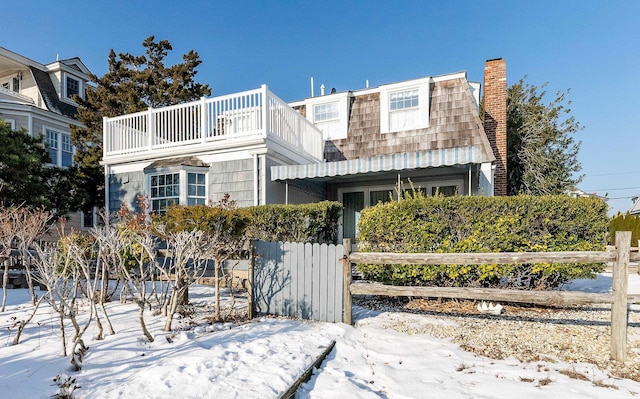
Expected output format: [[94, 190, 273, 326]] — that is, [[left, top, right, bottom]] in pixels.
[[4, 1, 639, 214]]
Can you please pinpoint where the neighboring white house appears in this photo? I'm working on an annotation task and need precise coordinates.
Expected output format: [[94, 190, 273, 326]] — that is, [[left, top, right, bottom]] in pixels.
[[629, 196, 640, 215], [103, 59, 507, 242], [0, 46, 95, 230]]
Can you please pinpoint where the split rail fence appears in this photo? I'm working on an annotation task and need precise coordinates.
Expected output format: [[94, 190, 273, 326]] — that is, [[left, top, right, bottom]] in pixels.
[[342, 231, 640, 363]]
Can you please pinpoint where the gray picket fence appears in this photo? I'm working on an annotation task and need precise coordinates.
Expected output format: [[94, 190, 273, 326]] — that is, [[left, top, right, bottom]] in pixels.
[[252, 241, 344, 323]]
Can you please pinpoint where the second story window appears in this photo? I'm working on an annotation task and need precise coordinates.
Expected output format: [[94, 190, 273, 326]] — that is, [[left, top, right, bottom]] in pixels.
[[61, 134, 73, 167], [1, 76, 20, 93], [389, 89, 419, 111], [46, 129, 59, 164], [313, 102, 339, 122], [66, 76, 80, 99], [380, 81, 429, 134], [45, 128, 73, 167]]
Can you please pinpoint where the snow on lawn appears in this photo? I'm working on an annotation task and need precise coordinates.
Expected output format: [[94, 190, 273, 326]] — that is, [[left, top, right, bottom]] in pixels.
[[0, 275, 639, 399]]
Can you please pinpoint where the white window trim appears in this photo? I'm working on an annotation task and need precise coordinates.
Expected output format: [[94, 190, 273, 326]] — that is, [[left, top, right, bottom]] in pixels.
[[389, 88, 419, 111], [64, 73, 83, 101], [2, 119, 16, 130], [379, 78, 430, 134], [313, 101, 340, 123], [186, 171, 208, 206], [146, 167, 209, 212], [304, 92, 350, 140], [43, 126, 74, 167]]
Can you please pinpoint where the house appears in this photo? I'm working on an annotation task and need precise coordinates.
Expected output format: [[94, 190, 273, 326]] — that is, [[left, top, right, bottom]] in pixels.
[[0, 46, 94, 230], [629, 196, 640, 215], [103, 59, 507, 242]]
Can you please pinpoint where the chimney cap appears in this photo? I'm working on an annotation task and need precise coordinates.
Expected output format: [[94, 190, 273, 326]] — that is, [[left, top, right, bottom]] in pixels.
[[486, 57, 504, 62]]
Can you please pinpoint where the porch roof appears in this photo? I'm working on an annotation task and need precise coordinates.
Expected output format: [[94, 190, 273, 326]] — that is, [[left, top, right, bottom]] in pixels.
[[271, 146, 486, 181]]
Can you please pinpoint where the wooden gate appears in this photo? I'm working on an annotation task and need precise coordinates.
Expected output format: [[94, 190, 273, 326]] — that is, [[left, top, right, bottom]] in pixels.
[[252, 241, 344, 323]]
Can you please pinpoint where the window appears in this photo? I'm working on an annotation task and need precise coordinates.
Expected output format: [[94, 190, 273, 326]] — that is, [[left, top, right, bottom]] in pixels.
[[389, 89, 419, 111], [427, 180, 463, 197], [150, 173, 180, 214], [66, 76, 80, 99], [431, 185, 458, 196], [313, 102, 339, 122], [61, 134, 73, 167], [379, 80, 430, 133], [1, 119, 15, 130], [45, 128, 73, 167], [82, 208, 98, 229], [46, 129, 59, 164], [0, 76, 18, 92], [187, 172, 206, 205]]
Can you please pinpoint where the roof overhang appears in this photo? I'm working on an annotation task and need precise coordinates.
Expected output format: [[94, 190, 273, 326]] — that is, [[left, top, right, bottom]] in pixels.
[[271, 146, 484, 181]]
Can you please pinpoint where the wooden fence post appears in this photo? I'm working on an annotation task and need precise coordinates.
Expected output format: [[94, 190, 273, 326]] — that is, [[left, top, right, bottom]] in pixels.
[[611, 231, 630, 362], [342, 238, 352, 325], [247, 241, 255, 320]]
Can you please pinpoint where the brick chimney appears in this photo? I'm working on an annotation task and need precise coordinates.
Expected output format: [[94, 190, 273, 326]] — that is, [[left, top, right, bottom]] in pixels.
[[483, 58, 507, 196]]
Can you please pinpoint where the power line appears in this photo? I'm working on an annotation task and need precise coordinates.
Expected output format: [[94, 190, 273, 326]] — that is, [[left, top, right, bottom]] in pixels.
[[584, 170, 640, 177], [582, 186, 640, 192]]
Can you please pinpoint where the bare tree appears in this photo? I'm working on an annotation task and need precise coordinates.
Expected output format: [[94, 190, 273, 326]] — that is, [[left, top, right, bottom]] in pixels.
[[33, 242, 74, 357], [13, 207, 52, 305], [88, 218, 123, 337], [33, 237, 97, 370], [115, 200, 158, 342], [0, 206, 15, 312], [11, 294, 45, 345], [155, 228, 211, 331]]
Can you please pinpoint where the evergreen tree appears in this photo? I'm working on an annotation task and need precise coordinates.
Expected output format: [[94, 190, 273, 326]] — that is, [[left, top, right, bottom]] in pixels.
[[0, 121, 73, 215], [71, 36, 211, 210], [507, 78, 583, 195]]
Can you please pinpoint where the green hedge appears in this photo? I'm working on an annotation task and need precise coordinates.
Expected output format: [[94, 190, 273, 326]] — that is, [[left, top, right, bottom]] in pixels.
[[245, 201, 342, 244], [162, 200, 342, 245], [609, 212, 640, 245], [356, 194, 609, 289]]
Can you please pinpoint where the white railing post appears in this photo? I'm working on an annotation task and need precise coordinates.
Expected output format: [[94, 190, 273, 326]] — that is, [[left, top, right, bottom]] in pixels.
[[102, 116, 108, 158], [200, 96, 208, 143], [147, 107, 154, 149], [261, 84, 269, 137]]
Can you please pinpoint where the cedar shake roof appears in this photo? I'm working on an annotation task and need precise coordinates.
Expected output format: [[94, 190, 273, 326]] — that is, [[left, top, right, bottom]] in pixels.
[[144, 156, 208, 170], [324, 77, 495, 163], [29, 66, 79, 119]]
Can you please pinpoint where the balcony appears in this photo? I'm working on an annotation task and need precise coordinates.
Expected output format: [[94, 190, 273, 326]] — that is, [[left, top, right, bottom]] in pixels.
[[102, 85, 324, 163]]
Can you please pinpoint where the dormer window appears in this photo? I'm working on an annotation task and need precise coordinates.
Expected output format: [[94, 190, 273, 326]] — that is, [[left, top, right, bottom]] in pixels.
[[313, 102, 340, 122], [379, 79, 430, 134], [12, 77, 19, 93], [304, 92, 350, 140], [1, 75, 20, 93], [389, 89, 419, 110], [65, 75, 80, 99]]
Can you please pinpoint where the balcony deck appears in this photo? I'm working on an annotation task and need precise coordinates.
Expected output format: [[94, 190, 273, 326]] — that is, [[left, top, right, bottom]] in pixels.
[[102, 85, 324, 164]]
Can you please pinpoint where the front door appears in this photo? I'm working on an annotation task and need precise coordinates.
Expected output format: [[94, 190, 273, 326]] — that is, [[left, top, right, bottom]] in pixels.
[[342, 191, 364, 242]]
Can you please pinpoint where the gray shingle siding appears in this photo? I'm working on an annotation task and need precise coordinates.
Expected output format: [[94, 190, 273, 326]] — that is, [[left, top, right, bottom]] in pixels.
[[209, 159, 254, 207], [109, 171, 145, 212]]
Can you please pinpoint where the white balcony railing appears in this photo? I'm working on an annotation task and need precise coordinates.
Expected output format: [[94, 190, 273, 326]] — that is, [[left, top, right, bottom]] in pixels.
[[103, 85, 324, 161]]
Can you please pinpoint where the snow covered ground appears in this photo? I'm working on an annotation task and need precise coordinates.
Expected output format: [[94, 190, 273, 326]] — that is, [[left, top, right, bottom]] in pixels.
[[0, 274, 638, 399]]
